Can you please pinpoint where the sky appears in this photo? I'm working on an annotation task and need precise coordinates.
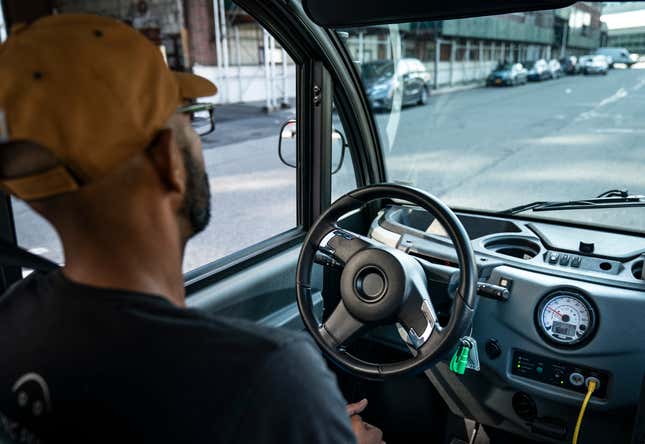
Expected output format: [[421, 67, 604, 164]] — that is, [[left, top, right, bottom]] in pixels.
[[602, 8, 645, 30]]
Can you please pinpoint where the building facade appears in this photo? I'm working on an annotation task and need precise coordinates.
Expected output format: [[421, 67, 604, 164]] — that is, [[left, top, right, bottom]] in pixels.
[[6, 0, 605, 103]]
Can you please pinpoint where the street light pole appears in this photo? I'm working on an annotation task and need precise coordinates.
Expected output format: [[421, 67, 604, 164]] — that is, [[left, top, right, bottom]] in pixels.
[[560, 22, 569, 58], [212, 0, 223, 103]]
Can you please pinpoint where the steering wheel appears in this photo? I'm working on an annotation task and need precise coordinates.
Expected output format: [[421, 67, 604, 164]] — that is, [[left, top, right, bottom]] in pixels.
[[296, 184, 478, 378]]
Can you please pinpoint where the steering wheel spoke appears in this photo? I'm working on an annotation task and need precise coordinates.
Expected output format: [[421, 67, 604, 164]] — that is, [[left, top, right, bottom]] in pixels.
[[318, 227, 380, 264], [396, 271, 439, 349], [319, 300, 367, 348]]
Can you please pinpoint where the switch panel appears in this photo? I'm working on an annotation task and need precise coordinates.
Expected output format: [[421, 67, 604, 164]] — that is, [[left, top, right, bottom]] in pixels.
[[511, 349, 609, 398]]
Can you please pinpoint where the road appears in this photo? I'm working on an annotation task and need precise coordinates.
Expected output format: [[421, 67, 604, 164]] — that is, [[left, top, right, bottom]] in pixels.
[[11, 67, 645, 272], [376, 67, 645, 234]]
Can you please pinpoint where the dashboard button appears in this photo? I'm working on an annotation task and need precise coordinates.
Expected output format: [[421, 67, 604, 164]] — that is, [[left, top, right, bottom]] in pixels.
[[559, 254, 570, 265], [571, 256, 581, 267], [548, 252, 560, 264], [499, 277, 513, 290], [569, 372, 584, 386]]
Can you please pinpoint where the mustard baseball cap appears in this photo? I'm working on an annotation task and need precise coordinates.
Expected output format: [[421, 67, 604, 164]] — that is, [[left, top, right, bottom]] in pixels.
[[0, 14, 217, 201]]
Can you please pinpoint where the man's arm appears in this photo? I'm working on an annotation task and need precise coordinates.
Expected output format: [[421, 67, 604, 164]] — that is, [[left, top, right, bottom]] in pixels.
[[232, 337, 356, 444]]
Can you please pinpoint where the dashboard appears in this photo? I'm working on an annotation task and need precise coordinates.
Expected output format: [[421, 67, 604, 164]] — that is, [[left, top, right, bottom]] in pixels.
[[368, 205, 645, 443]]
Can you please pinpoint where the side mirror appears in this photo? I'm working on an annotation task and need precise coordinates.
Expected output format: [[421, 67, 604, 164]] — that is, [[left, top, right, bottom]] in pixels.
[[278, 120, 348, 174], [278, 119, 297, 168]]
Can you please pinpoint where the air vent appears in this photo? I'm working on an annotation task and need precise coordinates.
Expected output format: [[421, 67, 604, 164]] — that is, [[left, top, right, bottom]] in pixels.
[[512, 392, 537, 421], [484, 237, 541, 260], [633, 260, 644, 280]]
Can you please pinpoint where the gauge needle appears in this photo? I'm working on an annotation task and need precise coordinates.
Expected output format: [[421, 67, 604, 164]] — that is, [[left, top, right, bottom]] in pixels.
[[547, 307, 563, 318]]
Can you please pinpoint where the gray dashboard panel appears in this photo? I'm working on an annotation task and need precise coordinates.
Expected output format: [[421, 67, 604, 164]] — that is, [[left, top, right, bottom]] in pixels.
[[372, 206, 645, 442], [529, 222, 645, 259], [481, 265, 644, 409]]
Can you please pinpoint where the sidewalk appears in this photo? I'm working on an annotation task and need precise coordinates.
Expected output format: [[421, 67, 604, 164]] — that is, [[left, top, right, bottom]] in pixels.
[[214, 99, 295, 123]]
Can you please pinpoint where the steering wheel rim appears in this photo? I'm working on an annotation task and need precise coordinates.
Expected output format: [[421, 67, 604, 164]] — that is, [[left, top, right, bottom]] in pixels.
[[296, 184, 478, 378]]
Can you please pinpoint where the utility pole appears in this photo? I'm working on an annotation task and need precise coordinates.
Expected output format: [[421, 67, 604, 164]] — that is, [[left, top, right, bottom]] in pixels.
[[434, 39, 440, 89], [234, 26, 242, 102], [560, 21, 569, 58], [212, 0, 223, 103], [263, 30, 272, 112], [218, 0, 229, 103]]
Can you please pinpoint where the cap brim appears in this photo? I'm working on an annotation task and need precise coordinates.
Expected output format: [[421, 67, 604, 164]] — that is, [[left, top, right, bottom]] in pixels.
[[173, 72, 218, 99]]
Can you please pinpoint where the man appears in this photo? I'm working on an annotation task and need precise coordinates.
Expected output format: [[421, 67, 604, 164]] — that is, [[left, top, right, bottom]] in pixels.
[[0, 14, 383, 444]]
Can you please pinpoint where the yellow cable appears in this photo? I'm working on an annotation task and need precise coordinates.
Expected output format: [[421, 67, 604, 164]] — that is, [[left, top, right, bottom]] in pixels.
[[572, 380, 597, 444]]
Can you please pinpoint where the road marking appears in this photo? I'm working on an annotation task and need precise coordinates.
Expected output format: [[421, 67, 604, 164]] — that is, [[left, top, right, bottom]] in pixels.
[[633, 77, 645, 91], [594, 128, 645, 134], [575, 88, 627, 121]]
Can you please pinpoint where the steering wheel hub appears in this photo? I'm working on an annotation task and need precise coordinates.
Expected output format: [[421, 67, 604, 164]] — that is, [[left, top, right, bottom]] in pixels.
[[355, 266, 386, 302], [341, 248, 406, 322]]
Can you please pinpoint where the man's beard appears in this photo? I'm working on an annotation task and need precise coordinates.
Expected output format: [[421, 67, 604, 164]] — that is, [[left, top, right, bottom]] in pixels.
[[180, 148, 211, 237]]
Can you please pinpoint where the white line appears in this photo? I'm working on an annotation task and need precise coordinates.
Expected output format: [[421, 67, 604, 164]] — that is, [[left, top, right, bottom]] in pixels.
[[633, 77, 645, 91], [575, 88, 628, 121], [594, 128, 645, 134]]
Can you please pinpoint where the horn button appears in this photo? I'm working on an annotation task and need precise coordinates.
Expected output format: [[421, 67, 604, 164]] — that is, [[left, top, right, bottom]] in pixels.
[[355, 267, 387, 302], [340, 248, 407, 323]]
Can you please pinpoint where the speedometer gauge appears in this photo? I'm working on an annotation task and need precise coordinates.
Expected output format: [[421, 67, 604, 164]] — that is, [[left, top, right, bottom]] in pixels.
[[536, 290, 596, 347]]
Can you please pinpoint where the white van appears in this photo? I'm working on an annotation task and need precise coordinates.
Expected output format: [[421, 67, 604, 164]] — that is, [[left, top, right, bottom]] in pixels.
[[595, 47, 634, 67]]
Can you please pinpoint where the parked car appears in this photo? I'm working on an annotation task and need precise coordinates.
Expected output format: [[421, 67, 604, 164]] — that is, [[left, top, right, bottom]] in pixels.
[[579, 55, 609, 75], [525, 59, 551, 80], [548, 59, 563, 78], [595, 47, 634, 68], [486, 62, 528, 86], [559, 56, 580, 75], [361, 58, 431, 110]]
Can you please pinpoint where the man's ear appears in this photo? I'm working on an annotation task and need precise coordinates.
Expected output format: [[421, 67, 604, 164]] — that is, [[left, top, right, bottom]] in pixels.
[[146, 129, 186, 194]]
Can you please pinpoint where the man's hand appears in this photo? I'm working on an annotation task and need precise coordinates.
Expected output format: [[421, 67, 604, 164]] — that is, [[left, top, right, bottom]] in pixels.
[[347, 399, 384, 444]]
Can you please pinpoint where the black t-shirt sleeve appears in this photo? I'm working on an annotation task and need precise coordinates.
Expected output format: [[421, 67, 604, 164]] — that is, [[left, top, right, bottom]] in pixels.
[[232, 338, 356, 444]]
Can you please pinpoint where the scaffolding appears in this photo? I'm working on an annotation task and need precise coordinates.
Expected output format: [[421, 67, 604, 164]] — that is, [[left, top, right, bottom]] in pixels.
[[206, 0, 293, 109]]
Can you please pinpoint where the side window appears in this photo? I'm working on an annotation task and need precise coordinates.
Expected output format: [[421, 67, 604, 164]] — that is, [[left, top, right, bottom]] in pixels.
[[9, 1, 297, 274]]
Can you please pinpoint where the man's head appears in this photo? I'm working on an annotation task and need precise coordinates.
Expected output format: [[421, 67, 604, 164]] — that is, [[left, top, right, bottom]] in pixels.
[[0, 14, 217, 252]]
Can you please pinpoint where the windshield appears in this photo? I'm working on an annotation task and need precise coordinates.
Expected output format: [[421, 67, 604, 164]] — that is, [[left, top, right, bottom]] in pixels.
[[336, 2, 645, 233], [496, 63, 514, 70]]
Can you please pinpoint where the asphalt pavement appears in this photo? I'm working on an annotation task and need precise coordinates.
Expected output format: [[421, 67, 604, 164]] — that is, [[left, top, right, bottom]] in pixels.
[[11, 67, 645, 271], [375, 66, 645, 233]]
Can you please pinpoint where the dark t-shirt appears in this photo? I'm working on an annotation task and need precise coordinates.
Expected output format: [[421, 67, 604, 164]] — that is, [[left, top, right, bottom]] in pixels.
[[0, 271, 355, 444]]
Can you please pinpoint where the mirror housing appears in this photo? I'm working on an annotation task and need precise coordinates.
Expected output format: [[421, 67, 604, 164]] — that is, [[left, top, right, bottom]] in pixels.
[[278, 120, 348, 174]]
